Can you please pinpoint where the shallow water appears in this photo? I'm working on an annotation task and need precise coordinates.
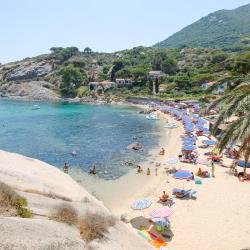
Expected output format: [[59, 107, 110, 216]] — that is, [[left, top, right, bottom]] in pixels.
[[0, 99, 162, 179]]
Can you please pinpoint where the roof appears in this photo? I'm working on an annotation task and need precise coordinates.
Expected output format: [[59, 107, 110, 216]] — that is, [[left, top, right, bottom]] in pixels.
[[149, 70, 163, 74], [116, 78, 132, 81], [89, 81, 115, 85], [203, 81, 219, 86]]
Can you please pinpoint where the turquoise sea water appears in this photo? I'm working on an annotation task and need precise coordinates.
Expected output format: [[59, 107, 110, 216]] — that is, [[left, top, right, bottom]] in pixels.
[[0, 99, 161, 179]]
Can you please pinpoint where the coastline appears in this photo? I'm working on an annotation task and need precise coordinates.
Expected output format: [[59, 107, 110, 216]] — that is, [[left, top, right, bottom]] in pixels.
[[1, 98, 250, 249], [73, 109, 250, 250]]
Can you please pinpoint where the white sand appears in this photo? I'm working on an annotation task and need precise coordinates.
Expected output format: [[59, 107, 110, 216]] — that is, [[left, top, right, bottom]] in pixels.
[[76, 111, 250, 250]]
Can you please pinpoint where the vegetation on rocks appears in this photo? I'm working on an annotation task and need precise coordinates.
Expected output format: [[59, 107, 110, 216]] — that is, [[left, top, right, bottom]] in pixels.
[[0, 181, 32, 218], [79, 212, 116, 242], [50, 203, 78, 225]]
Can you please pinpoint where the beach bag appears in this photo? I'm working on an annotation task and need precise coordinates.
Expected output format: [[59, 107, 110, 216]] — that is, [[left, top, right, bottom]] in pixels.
[[195, 179, 202, 184]]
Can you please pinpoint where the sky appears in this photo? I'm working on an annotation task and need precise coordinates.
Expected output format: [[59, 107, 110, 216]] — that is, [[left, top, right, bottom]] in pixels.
[[0, 0, 249, 63]]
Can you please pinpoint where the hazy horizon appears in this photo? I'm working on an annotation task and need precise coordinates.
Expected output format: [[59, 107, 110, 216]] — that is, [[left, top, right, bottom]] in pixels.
[[1, 0, 249, 63]]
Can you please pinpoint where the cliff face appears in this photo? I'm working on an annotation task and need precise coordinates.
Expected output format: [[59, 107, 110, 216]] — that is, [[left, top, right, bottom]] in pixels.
[[0, 150, 152, 250], [0, 56, 61, 101]]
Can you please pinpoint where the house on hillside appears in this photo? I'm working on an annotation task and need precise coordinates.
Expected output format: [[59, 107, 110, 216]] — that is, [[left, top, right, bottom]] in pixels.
[[115, 78, 132, 87], [201, 81, 228, 94], [148, 70, 165, 79], [88, 81, 117, 94]]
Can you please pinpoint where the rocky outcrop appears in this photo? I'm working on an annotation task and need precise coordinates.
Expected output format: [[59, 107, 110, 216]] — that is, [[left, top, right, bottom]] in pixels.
[[1, 60, 53, 81], [0, 81, 60, 101], [0, 151, 152, 250], [0, 217, 85, 250], [127, 142, 143, 150]]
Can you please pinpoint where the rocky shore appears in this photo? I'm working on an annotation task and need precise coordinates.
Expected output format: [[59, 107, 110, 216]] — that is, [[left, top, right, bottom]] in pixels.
[[0, 150, 152, 250]]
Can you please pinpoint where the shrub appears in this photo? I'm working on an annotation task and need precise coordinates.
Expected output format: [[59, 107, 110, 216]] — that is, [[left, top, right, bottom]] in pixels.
[[50, 203, 78, 225], [77, 86, 88, 97], [79, 213, 116, 242], [0, 181, 32, 218]]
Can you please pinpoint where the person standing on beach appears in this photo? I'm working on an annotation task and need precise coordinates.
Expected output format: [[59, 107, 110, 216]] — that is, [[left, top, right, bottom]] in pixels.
[[147, 168, 151, 175], [211, 161, 215, 177], [155, 167, 158, 176]]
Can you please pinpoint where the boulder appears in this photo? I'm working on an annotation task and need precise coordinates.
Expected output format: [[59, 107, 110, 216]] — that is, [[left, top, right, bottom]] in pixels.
[[126, 142, 143, 151]]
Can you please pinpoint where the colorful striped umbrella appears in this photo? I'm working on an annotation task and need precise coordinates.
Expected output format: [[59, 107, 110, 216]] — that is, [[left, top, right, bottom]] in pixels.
[[149, 206, 173, 218], [131, 198, 152, 210]]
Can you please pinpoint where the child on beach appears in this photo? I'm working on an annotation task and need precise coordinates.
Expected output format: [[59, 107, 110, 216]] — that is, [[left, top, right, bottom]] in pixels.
[[137, 165, 143, 173], [147, 168, 151, 175], [159, 147, 165, 155], [159, 191, 169, 202]]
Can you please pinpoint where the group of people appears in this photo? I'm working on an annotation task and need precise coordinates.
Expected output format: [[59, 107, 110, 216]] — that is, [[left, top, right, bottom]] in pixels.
[[196, 161, 215, 178], [137, 165, 151, 175], [179, 152, 199, 164], [63, 163, 97, 175]]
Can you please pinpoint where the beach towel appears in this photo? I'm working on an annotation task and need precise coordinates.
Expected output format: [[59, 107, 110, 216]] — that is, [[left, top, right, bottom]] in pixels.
[[138, 230, 168, 249]]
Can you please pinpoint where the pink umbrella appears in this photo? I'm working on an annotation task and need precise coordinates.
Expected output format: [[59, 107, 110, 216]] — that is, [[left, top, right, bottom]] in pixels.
[[149, 206, 173, 218]]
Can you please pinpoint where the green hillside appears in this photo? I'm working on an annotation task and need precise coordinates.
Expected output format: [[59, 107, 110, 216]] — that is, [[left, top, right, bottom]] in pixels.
[[154, 4, 250, 50]]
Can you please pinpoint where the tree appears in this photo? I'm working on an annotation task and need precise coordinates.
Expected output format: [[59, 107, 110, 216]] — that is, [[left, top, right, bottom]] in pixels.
[[84, 47, 92, 54], [50, 47, 79, 62], [59, 64, 83, 95], [208, 81, 250, 176], [110, 60, 126, 81], [115, 66, 148, 85], [148, 78, 153, 95], [233, 52, 250, 75], [155, 78, 159, 94], [161, 58, 178, 75]]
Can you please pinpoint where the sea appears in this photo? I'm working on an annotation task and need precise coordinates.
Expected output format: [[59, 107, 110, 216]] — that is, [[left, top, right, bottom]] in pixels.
[[0, 99, 162, 180]]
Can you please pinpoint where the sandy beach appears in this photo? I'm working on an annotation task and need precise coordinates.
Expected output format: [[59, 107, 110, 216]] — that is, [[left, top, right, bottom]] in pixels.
[[74, 109, 250, 250]]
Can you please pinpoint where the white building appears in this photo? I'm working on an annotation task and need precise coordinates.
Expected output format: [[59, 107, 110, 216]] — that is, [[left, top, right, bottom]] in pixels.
[[201, 81, 227, 94], [148, 70, 165, 79], [115, 79, 132, 87]]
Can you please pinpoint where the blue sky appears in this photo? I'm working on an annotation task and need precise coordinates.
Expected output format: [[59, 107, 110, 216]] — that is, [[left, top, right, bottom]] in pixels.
[[0, 0, 249, 63]]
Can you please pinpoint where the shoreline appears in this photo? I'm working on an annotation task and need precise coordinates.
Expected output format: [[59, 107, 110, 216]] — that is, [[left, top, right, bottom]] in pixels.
[[69, 110, 180, 215]]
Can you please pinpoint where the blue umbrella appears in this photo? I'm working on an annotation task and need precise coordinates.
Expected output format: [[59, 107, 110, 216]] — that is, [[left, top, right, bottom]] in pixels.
[[173, 170, 192, 179], [202, 130, 211, 135], [131, 198, 152, 210], [151, 217, 170, 227], [202, 140, 217, 145], [237, 160, 250, 168], [182, 145, 196, 151]]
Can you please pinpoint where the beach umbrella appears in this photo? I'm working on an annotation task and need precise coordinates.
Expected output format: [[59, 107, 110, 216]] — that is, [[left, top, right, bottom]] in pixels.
[[202, 140, 217, 145], [182, 145, 196, 151], [237, 160, 250, 168], [173, 170, 192, 180], [166, 158, 179, 165], [202, 130, 211, 135], [182, 137, 196, 141], [198, 136, 208, 141], [131, 198, 152, 210], [149, 206, 173, 218], [151, 217, 170, 227]]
